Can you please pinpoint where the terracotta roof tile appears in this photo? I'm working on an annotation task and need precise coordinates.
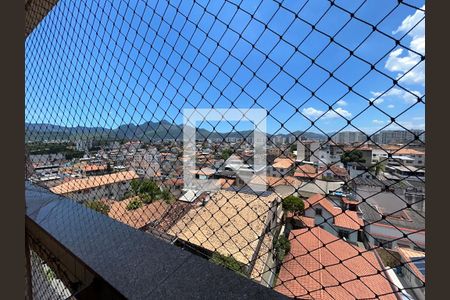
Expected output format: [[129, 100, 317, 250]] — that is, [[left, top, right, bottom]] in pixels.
[[305, 194, 363, 231], [275, 227, 397, 299], [273, 158, 295, 169], [50, 170, 139, 194], [108, 197, 168, 229]]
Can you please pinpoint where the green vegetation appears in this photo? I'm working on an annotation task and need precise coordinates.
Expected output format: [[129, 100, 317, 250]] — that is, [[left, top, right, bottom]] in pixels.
[[28, 142, 84, 160], [210, 252, 246, 276], [130, 178, 174, 204], [273, 235, 291, 262], [282, 195, 305, 215], [160, 188, 175, 204], [126, 198, 144, 211], [45, 267, 56, 281], [221, 148, 233, 160], [340, 150, 366, 168], [85, 200, 110, 215], [290, 143, 297, 153], [64, 149, 85, 160]]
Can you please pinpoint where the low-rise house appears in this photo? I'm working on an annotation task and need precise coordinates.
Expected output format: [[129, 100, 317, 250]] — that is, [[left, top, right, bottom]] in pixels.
[[275, 227, 397, 299], [319, 164, 349, 181], [50, 170, 139, 202], [270, 158, 295, 177], [303, 194, 363, 244], [385, 165, 425, 181], [294, 164, 319, 181], [347, 162, 376, 180], [130, 148, 161, 178], [108, 197, 168, 230], [78, 164, 109, 176], [167, 190, 283, 284], [249, 175, 301, 198], [396, 247, 425, 300], [391, 148, 425, 168], [296, 179, 344, 198], [358, 201, 425, 250]]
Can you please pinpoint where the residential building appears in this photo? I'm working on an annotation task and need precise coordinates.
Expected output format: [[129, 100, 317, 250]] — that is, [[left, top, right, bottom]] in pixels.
[[50, 170, 139, 202], [358, 201, 425, 250], [130, 148, 161, 178], [108, 197, 168, 230], [373, 130, 424, 145], [270, 158, 295, 177], [332, 131, 368, 144], [319, 164, 349, 181], [75, 139, 92, 152], [390, 148, 425, 168], [296, 179, 344, 198], [296, 141, 320, 163], [396, 247, 425, 300], [294, 164, 320, 181], [275, 227, 397, 299], [167, 190, 283, 284], [303, 194, 363, 243], [249, 176, 302, 198]]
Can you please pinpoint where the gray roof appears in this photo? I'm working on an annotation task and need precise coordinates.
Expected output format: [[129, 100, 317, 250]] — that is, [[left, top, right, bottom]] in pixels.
[[358, 201, 425, 231]]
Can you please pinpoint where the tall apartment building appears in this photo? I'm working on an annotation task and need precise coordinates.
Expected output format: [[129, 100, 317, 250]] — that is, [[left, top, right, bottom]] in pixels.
[[332, 131, 368, 144], [296, 141, 321, 163], [372, 130, 424, 145]]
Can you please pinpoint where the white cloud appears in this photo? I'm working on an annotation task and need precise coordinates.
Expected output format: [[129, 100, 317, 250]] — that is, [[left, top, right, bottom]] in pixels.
[[372, 119, 385, 125], [336, 100, 347, 106], [370, 87, 422, 104], [302, 107, 323, 119], [387, 104, 395, 109], [302, 107, 352, 120], [385, 6, 425, 86], [328, 107, 352, 118]]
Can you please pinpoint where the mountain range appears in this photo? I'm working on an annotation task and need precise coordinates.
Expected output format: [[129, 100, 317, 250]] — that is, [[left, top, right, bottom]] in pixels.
[[25, 121, 326, 142]]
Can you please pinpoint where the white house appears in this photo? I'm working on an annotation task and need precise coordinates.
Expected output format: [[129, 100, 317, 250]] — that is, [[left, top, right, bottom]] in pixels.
[[303, 194, 363, 244]]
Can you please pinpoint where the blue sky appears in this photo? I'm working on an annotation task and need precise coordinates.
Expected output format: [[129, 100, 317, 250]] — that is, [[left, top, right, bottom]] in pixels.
[[25, 0, 425, 135]]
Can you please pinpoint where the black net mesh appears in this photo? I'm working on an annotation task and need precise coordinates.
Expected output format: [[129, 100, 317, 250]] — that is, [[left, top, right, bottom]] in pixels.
[[25, 0, 425, 299]]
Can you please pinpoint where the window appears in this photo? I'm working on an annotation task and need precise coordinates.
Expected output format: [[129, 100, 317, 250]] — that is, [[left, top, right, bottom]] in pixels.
[[315, 208, 322, 216]]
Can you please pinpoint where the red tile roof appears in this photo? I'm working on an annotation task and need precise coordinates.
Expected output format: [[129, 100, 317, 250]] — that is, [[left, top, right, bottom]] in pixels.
[[319, 165, 349, 178], [163, 178, 184, 186], [108, 197, 168, 229], [294, 164, 320, 179], [304, 194, 363, 231], [275, 227, 397, 300]]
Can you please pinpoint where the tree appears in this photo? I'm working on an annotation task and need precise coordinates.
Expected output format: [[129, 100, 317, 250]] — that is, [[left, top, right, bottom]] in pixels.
[[340, 150, 366, 168], [282, 195, 305, 216], [273, 235, 291, 262], [130, 178, 159, 197], [85, 200, 110, 215], [290, 143, 297, 153], [375, 161, 386, 176], [221, 148, 233, 160], [126, 198, 143, 211]]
